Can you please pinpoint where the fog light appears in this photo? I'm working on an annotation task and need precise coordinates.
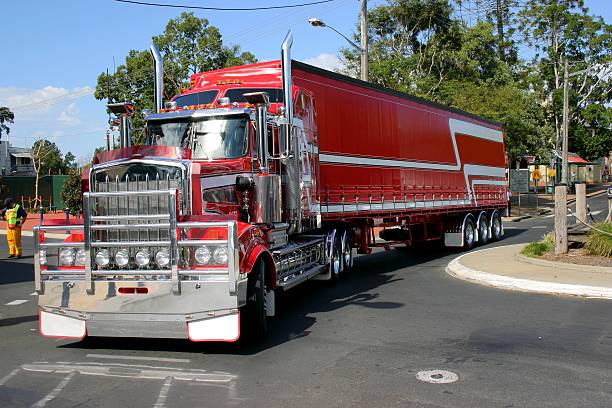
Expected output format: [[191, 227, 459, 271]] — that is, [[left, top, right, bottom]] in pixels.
[[213, 246, 228, 264], [59, 248, 76, 266], [39, 249, 47, 266], [115, 249, 130, 267], [95, 249, 110, 267], [194, 246, 211, 265], [135, 249, 150, 267], [155, 249, 170, 268], [75, 249, 87, 266]]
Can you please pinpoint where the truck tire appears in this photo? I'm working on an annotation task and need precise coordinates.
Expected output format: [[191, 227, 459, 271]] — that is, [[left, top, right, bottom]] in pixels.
[[341, 230, 353, 273], [477, 214, 489, 245], [240, 260, 267, 343], [491, 212, 503, 241], [328, 231, 342, 281], [463, 218, 476, 251]]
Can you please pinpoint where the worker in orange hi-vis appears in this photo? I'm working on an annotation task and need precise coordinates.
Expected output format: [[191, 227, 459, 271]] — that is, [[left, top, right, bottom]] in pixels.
[[1, 198, 27, 258]]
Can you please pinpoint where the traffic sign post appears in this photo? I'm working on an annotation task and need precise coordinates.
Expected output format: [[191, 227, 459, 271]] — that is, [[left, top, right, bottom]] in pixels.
[[607, 187, 612, 222]]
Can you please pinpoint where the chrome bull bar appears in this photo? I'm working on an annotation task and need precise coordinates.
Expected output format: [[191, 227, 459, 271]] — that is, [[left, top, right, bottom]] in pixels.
[[34, 189, 239, 298]]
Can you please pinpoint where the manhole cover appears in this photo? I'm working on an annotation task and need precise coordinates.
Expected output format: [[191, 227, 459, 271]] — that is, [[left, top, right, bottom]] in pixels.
[[416, 370, 458, 384]]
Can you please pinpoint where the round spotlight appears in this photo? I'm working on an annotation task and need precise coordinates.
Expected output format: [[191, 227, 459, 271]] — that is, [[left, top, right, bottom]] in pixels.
[[213, 246, 228, 264], [194, 246, 211, 265], [95, 249, 110, 267], [135, 249, 151, 267], [59, 248, 76, 266], [75, 249, 87, 266], [39, 249, 47, 266], [155, 249, 170, 268], [115, 249, 130, 267]]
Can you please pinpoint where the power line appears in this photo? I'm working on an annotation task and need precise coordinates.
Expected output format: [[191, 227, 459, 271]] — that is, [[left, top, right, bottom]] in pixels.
[[113, 0, 336, 11]]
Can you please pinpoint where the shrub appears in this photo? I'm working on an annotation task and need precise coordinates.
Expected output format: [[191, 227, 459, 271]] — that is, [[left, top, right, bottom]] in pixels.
[[584, 223, 612, 258], [521, 233, 554, 257]]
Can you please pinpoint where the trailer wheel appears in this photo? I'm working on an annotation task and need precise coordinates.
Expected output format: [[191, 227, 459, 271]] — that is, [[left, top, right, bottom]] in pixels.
[[241, 260, 267, 343], [491, 212, 503, 241], [341, 230, 353, 273], [478, 215, 489, 245], [463, 218, 476, 251], [328, 231, 342, 281]]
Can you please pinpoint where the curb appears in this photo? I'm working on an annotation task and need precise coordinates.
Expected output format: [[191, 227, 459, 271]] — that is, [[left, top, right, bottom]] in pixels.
[[0, 230, 68, 239], [516, 253, 612, 274], [446, 244, 612, 300]]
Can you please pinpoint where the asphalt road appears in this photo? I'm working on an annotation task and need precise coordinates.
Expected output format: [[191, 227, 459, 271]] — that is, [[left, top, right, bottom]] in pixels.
[[1, 193, 611, 407]]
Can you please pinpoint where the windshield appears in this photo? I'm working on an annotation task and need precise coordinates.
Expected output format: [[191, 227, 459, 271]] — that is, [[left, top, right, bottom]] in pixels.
[[147, 116, 248, 160], [173, 90, 218, 107]]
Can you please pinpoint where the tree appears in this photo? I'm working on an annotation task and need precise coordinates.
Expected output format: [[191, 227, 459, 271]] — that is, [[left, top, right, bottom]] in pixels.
[[61, 168, 83, 216], [0, 107, 14, 139], [95, 13, 256, 145], [31, 140, 75, 208]]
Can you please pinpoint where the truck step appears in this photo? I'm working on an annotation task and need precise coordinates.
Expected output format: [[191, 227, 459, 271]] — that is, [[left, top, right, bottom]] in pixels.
[[277, 264, 326, 290]]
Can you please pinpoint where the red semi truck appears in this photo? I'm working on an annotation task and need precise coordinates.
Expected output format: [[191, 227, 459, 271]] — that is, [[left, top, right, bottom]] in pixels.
[[34, 32, 507, 342]]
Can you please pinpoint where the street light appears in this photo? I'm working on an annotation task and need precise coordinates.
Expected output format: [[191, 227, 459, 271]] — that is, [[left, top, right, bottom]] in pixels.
[[308, 17, 368, 81]]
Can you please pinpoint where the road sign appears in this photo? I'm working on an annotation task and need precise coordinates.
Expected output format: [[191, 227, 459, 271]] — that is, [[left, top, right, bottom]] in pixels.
[[509, 169, 529, 193], [532, 169, 541, 181]]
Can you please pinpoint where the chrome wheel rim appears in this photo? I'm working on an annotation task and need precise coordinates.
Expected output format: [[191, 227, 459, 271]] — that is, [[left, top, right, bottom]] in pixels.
[[465, 224, 474, 245], [493, 217, 501, 237], [479, 220, 488, 241]]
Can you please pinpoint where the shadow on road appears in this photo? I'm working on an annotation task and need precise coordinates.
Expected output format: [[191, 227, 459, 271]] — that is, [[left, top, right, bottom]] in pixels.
[[59, 244, 454, 355], [0, 260, 34, 285], [0, 314, 37, 328]]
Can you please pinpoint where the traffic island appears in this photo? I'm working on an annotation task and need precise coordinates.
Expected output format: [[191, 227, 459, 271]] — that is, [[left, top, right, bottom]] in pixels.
[[446, 244, 612, 299]]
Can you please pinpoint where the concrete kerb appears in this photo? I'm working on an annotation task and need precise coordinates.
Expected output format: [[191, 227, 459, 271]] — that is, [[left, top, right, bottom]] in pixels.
[[446, 244, 612, 300]]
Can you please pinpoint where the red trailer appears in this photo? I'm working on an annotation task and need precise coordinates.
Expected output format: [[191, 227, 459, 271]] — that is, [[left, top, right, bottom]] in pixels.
[[34, 33, 506, 342]]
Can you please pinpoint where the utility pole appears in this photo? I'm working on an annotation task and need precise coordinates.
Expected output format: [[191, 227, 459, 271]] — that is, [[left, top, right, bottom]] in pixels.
[[555, 59, 570, 255], [360, 0, 368, 82], [495, 0, 505, 61], [562, 59, 569, 185]]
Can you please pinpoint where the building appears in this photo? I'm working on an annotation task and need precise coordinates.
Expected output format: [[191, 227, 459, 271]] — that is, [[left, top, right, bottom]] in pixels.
[[0, 140, 34, 176]]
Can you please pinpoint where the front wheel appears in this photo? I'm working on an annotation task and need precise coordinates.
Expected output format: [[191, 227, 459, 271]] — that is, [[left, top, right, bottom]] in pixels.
[[240, 260, 268, 343]]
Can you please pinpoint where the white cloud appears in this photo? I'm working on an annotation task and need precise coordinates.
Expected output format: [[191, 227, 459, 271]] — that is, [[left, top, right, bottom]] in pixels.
[[0, 85, 93, 113], [302, 53, 344, 72], [57, 103, 81, 126]]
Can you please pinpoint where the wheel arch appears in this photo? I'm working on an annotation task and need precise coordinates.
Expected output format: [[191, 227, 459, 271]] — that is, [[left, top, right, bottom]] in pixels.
[[244, 245, 276, 289]]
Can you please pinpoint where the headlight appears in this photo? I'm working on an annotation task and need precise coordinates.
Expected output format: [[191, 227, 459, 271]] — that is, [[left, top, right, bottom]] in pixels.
[[135, 249, 150, 267], [59, 248, 76, 266], [115, 249, 130, 267], [39, 249, 47, 266], [75, 249, 87, 266], [194, 246, 211, 265], [213, 246, 228, 264], [155, 249, 170, 268], [95, 249, 110, 267]]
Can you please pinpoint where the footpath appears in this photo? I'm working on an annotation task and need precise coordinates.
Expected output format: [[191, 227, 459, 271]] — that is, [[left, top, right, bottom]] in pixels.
[[447, 244, 612, 299]]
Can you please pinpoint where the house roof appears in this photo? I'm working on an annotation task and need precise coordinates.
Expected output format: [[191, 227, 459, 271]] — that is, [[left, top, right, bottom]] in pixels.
[[10, 152, 32, 159], [552, 150, 590, 164]]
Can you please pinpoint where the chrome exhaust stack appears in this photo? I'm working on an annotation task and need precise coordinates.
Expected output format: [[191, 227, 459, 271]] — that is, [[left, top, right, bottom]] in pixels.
[[150, 43, 164, 113]]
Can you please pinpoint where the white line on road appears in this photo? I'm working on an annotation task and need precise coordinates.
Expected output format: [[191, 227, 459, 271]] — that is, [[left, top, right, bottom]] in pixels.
[[590, 210, 602, 216], [30, 292, 38, 296], [532, 226, 547, 229], [0, 368, 20, 386], [86, 354, 191, 363], [154, 376, 174, 408], [504, 226, 517, 229], [5, 299, 29, 306], [32, 371, 75, 407]]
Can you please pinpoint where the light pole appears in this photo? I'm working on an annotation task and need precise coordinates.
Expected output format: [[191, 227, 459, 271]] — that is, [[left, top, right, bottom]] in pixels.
[[308, 17, 368, 81]]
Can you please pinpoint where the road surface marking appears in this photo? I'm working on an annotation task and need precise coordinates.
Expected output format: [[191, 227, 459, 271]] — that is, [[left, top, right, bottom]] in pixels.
[[86, 354, 190, 363], [416, 370, 458, 384], [5, 299, 29, 306], [30, 292, 38, 296], [544, 214, 555, 218], [0, 368, 20, 386], [154, 376, 174, 408], [590, 210, 602, 216], [32, 371, 75, 407], [532, 226, 547, 229], [504, 226, 517, 229]]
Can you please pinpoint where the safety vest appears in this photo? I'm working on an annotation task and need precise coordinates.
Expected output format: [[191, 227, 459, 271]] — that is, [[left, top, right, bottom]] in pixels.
[[5, 204, 21, 227]]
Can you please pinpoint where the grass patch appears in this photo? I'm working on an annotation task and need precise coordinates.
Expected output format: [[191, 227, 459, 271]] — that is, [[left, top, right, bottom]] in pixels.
[[521, 233, 554, 257], [585, 222, 612, 258]]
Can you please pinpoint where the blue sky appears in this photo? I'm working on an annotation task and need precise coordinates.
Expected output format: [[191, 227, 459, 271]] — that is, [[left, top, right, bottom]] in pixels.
[[0, 0, 609, 163]]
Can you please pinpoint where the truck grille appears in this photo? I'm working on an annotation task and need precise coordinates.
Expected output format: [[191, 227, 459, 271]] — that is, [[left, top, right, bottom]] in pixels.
[[91, 162, 186, 243]]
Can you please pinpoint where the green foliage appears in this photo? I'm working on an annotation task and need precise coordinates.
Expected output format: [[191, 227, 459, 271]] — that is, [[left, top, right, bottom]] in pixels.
[[95, 12, 256, 145], [60, 168, 83, 216], [521, 234, 554, 257], [0, 107, 14, 139], [32, 140, 74, 175], [584, 223, 612, 258]]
